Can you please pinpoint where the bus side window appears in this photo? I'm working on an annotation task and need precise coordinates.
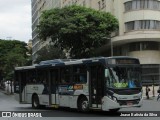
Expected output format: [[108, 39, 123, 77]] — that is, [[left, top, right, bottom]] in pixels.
[[61, 78, 68, 84], [33, 78, 36, 83], [60, 67, 72, 84], [73, 65, 87, 84], [79, 75, 87, 83]]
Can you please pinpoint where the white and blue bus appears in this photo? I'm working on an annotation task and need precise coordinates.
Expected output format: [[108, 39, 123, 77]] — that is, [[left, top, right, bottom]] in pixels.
[[14, 56, 142, 112]]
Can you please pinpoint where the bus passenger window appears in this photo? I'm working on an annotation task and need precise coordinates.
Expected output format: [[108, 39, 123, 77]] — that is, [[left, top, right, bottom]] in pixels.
[[42, 79, 47, 84], [33, 78, 36, 83], [61, 79, 67, 84], [79, 75, 87, 83]]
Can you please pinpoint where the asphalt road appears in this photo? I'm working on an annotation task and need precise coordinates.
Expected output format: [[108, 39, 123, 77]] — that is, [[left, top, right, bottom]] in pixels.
[[0, 90, 160, 120]]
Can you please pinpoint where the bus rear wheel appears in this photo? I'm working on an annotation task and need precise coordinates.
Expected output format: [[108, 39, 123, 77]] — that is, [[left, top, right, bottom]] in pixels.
[[32, 95, 40, 109], [78, 97, 89, 112]]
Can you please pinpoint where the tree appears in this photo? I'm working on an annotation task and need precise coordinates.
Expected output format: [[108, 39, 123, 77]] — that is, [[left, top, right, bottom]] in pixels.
[[37, 5, 119, 58], [0, 39, 29, 81], [35, 44, 66, 64]]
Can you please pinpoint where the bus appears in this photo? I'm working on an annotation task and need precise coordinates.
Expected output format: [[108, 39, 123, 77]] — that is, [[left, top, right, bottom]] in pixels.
[[14, 56, 142, 112]]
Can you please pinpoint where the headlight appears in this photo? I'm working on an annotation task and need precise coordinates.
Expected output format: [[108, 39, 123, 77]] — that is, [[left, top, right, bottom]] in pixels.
[[112, 96, 117, 102], [108, 95, 112, 99], [107, 95, 117, 102], [140, 93, 143, 99]]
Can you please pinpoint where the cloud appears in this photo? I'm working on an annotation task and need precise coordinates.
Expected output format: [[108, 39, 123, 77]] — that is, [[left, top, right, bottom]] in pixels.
[[0, 0, 31, 43]]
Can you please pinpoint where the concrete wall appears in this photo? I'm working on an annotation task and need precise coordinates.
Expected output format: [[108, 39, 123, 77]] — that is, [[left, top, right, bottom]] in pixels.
[[124, 10, 160, 22], [129, 50, 160, 64]]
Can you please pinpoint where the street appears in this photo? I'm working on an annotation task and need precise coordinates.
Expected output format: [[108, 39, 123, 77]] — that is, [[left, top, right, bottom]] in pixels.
[[0, 90, 160, 120]]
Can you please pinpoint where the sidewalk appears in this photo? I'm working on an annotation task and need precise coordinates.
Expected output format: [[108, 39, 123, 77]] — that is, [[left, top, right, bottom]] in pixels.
[[0, 88, 14, 95], [142, 86, 159, 98]]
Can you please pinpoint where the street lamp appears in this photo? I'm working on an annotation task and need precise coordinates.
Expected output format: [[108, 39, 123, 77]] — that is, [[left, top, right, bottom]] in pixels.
[[109, 34, 116, 57]]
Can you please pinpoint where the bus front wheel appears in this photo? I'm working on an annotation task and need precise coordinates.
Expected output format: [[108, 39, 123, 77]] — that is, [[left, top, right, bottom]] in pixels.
[[78, 97, 89, 112], [32, 95, 40, 109]]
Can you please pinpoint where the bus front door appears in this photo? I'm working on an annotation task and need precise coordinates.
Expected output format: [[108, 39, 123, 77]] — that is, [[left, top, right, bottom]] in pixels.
[[19, 71, 27, 103], [89, 65, 104, 109]]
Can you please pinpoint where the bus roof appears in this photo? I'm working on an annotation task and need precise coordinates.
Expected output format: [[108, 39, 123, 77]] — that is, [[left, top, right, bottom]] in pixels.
[[15, 65, 36, 70], [15, 56, 139, 70]]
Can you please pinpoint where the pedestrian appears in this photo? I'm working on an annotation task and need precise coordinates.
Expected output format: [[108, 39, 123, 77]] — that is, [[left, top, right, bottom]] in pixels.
[[146, 85, 150, 99], [157, 86, 160, 101]]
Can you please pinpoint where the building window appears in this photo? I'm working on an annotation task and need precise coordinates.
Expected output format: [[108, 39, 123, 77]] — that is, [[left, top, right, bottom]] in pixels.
[[60, 67, 72, 84], [73, 65, 87, 84], [72, 0, 78, 5], [129, 42, 159, 51], [98, 1, 101, 10], [125, 20, 160, 32], [124, 0, 160, 12], [82, 0, 85, 7], [141, 64, 160, 86], [125, 21, 134, 31], [102, 0, 106, 9], [125, 1, 132, 11], [98, 0, 106, 10]]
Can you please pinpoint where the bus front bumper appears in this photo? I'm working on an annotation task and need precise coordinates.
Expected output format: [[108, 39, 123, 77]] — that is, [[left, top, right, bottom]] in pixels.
[[102, 96, 143, 111]]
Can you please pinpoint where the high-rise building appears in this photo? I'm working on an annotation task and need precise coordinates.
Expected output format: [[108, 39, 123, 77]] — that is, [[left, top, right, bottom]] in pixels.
[[31, 0, 61, 62], [31, 0, 38, 62], [31, 0, 160, 85]]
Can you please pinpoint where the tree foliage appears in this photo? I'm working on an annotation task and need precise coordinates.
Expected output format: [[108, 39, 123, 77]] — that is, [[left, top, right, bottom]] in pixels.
[[0, 39, 29, 80], [38, 5, 119, 58], [35, 44, 66, 64]]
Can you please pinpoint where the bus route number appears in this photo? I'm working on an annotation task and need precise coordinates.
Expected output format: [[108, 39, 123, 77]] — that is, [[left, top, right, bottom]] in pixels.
[[114, 83, 128, 88]]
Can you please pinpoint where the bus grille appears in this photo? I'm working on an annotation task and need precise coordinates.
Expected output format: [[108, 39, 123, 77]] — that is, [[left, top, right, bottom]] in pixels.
[[117, 99, 140, 106], [116, 90, 140, 95]]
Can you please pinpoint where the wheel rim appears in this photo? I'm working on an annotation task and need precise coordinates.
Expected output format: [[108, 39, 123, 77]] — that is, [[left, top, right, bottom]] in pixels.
[[81, 101, 88, 110], [34, 100, 37, 107], [33, 97, 38, 107]]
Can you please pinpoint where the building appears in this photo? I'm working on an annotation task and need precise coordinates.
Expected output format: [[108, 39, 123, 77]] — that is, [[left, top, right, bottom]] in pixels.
[[31, 0, 160, 85], [26, 39, 32, 56], [31, 0, 61, 63], [111, 0, 160, 85]]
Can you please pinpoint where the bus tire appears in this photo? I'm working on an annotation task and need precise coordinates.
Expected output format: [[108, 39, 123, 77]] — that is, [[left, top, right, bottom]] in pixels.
[[109, 108, 120, 112], [32, 95, 40, 109], [78, 97, 89, 112]]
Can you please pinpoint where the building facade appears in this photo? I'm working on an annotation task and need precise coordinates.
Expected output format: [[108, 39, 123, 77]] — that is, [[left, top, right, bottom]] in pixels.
[[31, 0, 61, 62], [31, 0, 160, 85], [112, 0, 160, 85]]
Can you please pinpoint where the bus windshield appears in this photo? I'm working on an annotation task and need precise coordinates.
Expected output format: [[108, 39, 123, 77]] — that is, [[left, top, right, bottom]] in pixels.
[[105, 66, 141, 89]]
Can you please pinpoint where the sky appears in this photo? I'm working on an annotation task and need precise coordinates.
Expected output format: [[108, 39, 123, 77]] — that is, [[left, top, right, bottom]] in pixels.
[[0, 0, 31, 43]]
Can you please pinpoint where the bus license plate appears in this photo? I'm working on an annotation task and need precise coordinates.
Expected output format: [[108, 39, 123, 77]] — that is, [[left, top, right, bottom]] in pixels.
[[127, 102, 133, 106]]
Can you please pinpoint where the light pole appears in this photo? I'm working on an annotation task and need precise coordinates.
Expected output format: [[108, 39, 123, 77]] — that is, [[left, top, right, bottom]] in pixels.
[[100, 36, 114, 57], [110, 39, 113, 56]]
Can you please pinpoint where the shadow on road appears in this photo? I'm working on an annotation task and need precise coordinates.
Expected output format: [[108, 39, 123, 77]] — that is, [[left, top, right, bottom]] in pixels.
[[14, 106, 121, 117]]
